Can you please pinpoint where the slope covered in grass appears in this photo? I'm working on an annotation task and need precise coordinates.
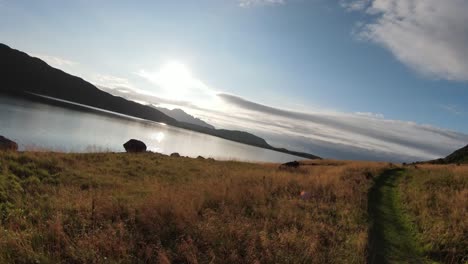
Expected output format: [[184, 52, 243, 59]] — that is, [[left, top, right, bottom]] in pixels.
[[444, 145, 468, 164]]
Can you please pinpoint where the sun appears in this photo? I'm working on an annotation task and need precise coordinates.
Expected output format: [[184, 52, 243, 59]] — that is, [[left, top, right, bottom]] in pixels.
[[157, 61, 194, 91], [138, 60, 217, 107]]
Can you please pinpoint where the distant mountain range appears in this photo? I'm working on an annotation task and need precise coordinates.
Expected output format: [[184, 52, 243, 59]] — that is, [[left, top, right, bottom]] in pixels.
[[153, 107, 215, 129], [96, 86, 215, 129], [0, 43, 320, 160]]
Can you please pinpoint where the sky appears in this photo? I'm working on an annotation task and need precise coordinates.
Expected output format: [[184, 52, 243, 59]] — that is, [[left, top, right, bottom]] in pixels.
[[1, 0, 468, 162]]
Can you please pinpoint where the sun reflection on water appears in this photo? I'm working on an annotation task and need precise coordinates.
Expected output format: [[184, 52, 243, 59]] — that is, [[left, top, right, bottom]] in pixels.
[[151, 132, 165, 143]]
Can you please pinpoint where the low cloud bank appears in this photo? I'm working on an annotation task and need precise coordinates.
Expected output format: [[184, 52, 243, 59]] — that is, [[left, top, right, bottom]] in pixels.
[[98, 85, 468, 162], [215, 93, 468, 162]]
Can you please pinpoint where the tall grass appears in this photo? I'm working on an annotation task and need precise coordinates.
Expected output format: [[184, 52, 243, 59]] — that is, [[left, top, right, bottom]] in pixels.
[[400, 165, 468, 263], [0, 152, 387, 263]]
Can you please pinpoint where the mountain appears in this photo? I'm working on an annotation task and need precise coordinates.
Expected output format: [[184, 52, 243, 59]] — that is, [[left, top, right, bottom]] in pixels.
[[425, 144, 468, 164], [0, 43, 320, 160], [0, 43, 177, 125], [444, 145, 468, 164], [154, 107, 215, 129]]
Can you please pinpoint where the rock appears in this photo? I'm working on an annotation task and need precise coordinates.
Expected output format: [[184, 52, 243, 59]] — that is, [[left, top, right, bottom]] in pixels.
[[197, 155, 205, 160], [0, 136, 18, 151], [123, 139, 147, 153], [280, 160, 300, 169], [170, 152, 180, 157]]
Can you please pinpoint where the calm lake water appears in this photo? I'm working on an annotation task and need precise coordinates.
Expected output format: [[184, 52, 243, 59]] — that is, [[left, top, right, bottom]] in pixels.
[[0, 95, 303, 163]]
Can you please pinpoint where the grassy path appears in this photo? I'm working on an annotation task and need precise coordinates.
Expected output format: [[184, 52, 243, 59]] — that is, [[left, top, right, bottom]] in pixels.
[[367, 168, 427, 264]]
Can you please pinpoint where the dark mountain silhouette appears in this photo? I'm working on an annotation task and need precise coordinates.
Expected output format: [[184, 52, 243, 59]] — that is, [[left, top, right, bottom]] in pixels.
[[444, 145, 468, 164], [0, 43, 320, 160], [424, 144, 468, 164], [0, 43, 177, 125], [154, 106, 215, 129]]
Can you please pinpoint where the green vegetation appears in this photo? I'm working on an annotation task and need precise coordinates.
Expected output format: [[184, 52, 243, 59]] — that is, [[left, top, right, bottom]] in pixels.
[[400, 165, 468, 263], [367, 169, 427, 263]]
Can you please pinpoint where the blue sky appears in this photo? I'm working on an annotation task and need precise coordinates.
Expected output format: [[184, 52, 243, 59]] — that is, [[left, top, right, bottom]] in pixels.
[[1, 0, 468, 161]]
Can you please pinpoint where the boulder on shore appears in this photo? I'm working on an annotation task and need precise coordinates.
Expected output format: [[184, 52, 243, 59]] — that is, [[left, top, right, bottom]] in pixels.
[[0, 136, 18, 151], [170, 152, 181, 157], [123, 139, 147, 153]]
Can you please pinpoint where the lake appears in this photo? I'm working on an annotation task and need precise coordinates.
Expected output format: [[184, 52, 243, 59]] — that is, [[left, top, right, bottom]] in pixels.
[[0, 95, 303, 163]]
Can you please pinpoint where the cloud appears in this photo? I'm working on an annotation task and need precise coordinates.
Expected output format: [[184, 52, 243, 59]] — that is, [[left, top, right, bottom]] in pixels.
[[93, 74, 134, 90], [355, 112, 384, 119], [97, 85, 200, 109], [345, 0, 468, 81], [440, 104, 464, 116], [238, 0, 285, 7], [31, 54, 77, 68], [340, 0, 370, 11], [216, 93, 468, 162]]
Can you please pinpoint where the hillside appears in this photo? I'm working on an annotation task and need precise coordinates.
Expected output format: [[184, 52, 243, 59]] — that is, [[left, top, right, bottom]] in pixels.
[[423, 144, 468, 164], [0, 43, 320, 159], [444, 144, 468, 164]]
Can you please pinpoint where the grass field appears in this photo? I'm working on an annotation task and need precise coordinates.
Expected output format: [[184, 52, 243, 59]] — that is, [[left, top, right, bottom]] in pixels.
[[399, 165, 468, 263], [0, 151, 466, 263]]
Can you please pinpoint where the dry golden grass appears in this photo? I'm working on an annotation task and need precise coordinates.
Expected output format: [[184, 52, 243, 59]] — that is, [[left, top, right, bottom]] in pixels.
[[0, 152, 389, 263], [400, 164, 468, 263]]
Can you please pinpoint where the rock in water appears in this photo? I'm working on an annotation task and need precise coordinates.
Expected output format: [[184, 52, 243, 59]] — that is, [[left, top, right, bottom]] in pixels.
[[0, 136, 18, 151], [123, 139, 147, 153]]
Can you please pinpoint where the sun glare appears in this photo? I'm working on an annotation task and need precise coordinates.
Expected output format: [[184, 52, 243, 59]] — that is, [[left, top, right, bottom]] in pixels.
[[138, 60, 218, 108], [158, 61, 194, 90]]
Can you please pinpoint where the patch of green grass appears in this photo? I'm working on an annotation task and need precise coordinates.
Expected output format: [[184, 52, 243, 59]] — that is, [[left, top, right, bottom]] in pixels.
[[400, 166, 468, 263], [367, 169, 429, 264]]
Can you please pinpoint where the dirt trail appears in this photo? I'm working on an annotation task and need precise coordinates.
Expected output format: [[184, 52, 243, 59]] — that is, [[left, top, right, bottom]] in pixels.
[[367, 169, 427, 264]]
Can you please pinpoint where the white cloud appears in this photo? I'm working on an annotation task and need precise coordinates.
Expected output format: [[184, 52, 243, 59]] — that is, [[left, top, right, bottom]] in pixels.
[[355, 111, 384, 119], [340, 0, 370, 11], [31, 54, 77, 68], [345, 0, 468, 81], [440, 104, 464, 116], [238, 0, 285, 8], [214, 93, 468, 161], [92, 74, 134, 90]]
